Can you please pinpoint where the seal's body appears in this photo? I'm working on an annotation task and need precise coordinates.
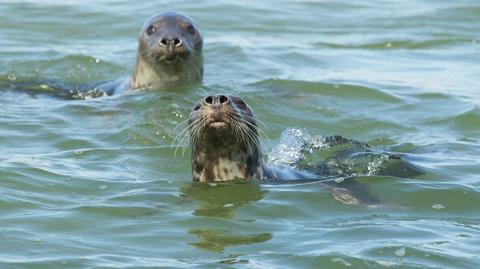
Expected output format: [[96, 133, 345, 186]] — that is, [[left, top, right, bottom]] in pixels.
[[184, 95, 418, 207]]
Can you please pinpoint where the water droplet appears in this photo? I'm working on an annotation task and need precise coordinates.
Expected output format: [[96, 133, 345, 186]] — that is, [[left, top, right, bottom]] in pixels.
[[224, 203, 234, 208], [98, 185, 108, 190], [394, 247, 406, 257], [432, 204, 445, 210], [386, 43, 392, 47]]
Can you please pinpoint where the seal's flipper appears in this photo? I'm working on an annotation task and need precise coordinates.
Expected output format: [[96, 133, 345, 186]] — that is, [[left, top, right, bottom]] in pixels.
[[323, 177, 382, 207]]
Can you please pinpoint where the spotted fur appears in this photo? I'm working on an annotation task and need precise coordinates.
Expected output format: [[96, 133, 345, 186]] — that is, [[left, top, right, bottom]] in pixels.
[[186, 95, 263, 182]]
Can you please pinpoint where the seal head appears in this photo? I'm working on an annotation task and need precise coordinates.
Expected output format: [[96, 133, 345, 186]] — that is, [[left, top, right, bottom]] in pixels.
[[130, 11, 203, 90], [188, 95, 263, 182]]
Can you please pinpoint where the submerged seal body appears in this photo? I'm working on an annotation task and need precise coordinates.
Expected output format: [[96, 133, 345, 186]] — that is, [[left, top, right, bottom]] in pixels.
[[187, 94, 318, 182], [129, 11, 203, 90]]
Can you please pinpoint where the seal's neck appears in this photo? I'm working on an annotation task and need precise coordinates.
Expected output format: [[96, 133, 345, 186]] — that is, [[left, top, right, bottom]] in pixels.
[[191, 132, 263, 182], [129, 50, 203, 90]]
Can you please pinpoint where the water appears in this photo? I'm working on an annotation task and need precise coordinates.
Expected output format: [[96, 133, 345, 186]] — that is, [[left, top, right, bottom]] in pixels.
[[1, 0, 480, 268]]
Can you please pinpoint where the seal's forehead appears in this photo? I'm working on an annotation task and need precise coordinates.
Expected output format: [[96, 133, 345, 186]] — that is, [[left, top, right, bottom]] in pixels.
[[143, 11, 194, 28]]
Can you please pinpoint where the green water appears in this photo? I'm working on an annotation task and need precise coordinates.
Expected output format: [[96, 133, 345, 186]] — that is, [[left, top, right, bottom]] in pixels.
[[1, 1, 480, 268]]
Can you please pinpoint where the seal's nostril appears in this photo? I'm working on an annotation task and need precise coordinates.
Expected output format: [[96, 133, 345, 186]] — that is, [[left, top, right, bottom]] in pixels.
[[159, 37, 182, 48], [160, 38, 168, 46], [176, 39, 183, 47], [205, 96, 213, 104], [219, 95, 228, 104]]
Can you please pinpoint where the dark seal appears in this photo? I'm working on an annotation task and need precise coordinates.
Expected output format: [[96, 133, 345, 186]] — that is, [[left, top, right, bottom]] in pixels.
[[184, 95, 423, 207], [187, 95, 324, 182], [129, 11, 203, 90]]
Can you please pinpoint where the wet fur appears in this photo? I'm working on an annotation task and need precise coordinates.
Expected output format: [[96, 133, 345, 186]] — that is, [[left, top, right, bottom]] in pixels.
[[129, 11, 203, 90], [187, 95, 263, 182]]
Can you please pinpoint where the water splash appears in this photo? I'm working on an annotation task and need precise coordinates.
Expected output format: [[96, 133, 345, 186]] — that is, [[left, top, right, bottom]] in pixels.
[[267, 127, 421, 178], [267, 128, 312, 167]]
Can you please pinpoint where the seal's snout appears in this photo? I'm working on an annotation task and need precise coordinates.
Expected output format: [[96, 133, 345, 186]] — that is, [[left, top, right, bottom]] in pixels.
[[203, 95, 229, 106], [159, 36, 183, 50], [201, 95, 230, 128]]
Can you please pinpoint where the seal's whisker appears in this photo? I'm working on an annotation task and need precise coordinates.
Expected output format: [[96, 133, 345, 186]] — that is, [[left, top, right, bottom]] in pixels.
[[173, 118, 192, 132], [231, 115, 260, 155], [173, 116, 204, 157], [226, 113, 251, 154], [233, 113, 266, 147], [242, 114, 268, 130], [188, 121, 206, 156], [172, 117, 200, 146], [239, 115, 270, 142]]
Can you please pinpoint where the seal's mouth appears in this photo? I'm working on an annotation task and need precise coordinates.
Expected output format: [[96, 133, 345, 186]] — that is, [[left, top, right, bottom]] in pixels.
[[208, 121, 227, 128], [160, 54, 182, 65], [153, 52, 188, 66]]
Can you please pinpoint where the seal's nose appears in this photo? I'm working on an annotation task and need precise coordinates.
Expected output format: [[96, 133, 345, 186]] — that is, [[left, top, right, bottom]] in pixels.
[[159, 36, 183, 49], [204, 95, 229, 106]]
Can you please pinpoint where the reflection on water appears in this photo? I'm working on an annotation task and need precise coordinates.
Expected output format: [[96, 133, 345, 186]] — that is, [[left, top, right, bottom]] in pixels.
[[181, 180, 272, 252], [188, 228, 272, 253], [181, 180, 265, 218]]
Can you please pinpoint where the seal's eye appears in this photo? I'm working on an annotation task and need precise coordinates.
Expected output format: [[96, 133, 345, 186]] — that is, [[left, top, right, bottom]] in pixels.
[[146, 25, 156, 36], [235, 100, 248, 110], [186, 25, 196, 35]]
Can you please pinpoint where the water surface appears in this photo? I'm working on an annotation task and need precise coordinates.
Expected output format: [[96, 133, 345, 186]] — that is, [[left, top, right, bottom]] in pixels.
[[1, 1, 479, 268]]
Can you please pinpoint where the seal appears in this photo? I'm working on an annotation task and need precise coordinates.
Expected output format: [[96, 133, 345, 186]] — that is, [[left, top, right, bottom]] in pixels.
[[187, 94, 325, 182], [128, 11, 203, 90], [3, 11, 203, 99], [184, 95, 422, 207], [186, 95, 423, 183]]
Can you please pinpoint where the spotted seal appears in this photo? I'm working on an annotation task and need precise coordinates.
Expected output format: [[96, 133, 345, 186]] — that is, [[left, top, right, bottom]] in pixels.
[[184, 94, 385, 206], [186, 94, 304, 182], [128, 11, 203, 90]]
